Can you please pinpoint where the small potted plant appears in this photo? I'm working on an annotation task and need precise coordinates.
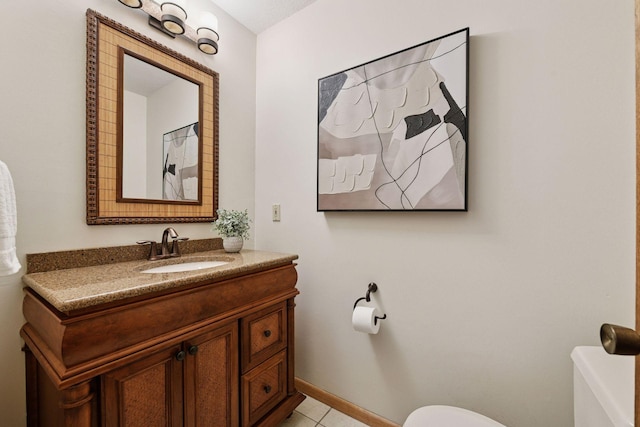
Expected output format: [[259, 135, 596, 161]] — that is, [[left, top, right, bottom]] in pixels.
[[212, 209, 251, 253]]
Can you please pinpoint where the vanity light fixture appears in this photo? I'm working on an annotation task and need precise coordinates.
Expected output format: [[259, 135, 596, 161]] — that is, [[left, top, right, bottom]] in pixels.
[[160, 1, 187, 35], [197, 12, 219, 55], [115, 0, 220, 55]]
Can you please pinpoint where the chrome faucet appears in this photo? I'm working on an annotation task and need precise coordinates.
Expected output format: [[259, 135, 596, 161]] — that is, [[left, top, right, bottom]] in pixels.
[[137, 227, 189, 261]]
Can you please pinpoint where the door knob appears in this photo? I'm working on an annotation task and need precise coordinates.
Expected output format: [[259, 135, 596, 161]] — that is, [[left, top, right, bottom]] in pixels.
[[188, 345, 199, 355], [175, 350, 186, 361], [600, 323, 640, 355]]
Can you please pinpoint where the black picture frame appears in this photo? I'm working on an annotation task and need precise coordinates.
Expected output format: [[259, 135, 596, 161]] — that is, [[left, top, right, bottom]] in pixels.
[[317, 28, 469, 212]]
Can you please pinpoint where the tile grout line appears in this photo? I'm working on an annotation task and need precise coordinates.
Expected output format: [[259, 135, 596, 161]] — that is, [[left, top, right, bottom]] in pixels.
[[317, 407, 333, 426], [317, 408, 332, 425], [292, 410, 324, 426], [285, 395, 371, 427]]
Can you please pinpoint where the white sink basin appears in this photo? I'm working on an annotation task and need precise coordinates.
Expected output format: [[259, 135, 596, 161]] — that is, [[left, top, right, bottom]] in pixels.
[[141, 260, 229, 274]]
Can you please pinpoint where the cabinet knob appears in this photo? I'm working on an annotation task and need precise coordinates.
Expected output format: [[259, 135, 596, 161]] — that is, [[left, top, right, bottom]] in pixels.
[[175, 351, 186, 361], [263, 330, 272, 338], [188, 345, 199, 355], [263, 385, 272, 394]]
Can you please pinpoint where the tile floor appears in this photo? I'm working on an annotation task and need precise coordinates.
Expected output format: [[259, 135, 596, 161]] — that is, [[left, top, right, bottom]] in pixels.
[[278, 395, 369, 427]]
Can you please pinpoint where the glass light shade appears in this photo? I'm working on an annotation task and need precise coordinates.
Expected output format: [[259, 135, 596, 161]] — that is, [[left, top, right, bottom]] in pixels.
[[118, 0, 143, 8], [197, 11, 219, 54], [162, 0, 187, 16], [198, 12, 219, 40], [197, 26, 219, 43], [161, 1, 188, 34]]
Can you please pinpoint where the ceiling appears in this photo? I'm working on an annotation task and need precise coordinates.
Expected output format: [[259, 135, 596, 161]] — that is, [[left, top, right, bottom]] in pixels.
[[209, 0, 318, 34]]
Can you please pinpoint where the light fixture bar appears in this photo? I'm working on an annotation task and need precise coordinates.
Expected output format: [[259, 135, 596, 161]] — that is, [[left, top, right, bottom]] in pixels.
[[117, 0, 219, 54], [147, 15, 176, 38]]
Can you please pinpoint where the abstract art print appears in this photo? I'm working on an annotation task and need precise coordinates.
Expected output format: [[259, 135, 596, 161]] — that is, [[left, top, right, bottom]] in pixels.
[[163, 122, 199, 201], [317, 28, 468, 211]]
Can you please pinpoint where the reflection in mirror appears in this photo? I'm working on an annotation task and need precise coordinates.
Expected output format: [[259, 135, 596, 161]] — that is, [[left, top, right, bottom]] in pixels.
[[162, 122, 199, 200], [121, 53, 200, 201]]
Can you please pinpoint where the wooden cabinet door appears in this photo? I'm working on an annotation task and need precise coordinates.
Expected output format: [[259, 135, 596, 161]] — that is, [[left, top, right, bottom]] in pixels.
[[102, 322, 238, 427], [184, 322, 239, 427], [102, 344, 184, 427]]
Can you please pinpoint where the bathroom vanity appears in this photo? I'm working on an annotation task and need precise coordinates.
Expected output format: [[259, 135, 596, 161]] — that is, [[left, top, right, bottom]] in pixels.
[[20, 242, 304, 426]]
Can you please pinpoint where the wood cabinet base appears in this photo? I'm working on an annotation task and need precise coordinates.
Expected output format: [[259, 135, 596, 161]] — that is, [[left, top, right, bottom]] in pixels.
[[253, 392, 306, 427], [22, 264, 304, 426]]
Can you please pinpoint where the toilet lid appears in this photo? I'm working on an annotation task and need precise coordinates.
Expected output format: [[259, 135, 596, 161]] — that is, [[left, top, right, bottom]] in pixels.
[[404, 405, 506, 427]]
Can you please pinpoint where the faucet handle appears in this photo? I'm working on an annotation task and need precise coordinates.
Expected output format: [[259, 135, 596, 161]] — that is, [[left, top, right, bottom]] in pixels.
[[171, 237, 189, 256], [137, 240, 159, 260]]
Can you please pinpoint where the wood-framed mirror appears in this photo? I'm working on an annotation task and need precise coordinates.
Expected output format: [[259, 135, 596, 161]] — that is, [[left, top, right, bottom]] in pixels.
[[86, 9, 218, 225]]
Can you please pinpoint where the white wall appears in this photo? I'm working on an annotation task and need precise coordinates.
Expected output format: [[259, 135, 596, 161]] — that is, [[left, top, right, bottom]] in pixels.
[[0, 1, 256, 425], [254, 0, 636, 426], [123, 90, 147, 198], [147, 77, 199, 199]]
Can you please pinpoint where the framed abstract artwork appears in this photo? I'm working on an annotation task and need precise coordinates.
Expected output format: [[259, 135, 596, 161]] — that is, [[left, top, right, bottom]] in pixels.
[[317, 28, 469, 211]]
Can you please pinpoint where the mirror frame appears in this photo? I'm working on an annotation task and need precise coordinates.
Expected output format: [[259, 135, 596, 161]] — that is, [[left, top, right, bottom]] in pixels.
[[86, 9, 219, 225]]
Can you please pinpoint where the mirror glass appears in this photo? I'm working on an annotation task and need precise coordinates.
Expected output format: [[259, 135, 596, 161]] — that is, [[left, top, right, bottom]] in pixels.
[[86, 9, 219, 225], [121, 53, 200, 201]]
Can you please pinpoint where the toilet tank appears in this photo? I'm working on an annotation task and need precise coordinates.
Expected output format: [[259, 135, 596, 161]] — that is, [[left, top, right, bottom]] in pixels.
[[571, 346, 634, 427]]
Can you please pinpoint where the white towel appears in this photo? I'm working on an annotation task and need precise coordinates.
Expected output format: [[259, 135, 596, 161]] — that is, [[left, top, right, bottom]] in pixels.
[[0, 160, 21, 276]]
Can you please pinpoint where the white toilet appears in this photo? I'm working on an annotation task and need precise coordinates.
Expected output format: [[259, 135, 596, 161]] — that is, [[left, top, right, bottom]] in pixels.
[[404, 405, 506, 426], [571, 346, 633, 427], [401, 345, 634, 426]]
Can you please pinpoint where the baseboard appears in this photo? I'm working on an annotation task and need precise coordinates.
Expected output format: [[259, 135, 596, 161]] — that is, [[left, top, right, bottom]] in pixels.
[[294, 377, 401, 427]]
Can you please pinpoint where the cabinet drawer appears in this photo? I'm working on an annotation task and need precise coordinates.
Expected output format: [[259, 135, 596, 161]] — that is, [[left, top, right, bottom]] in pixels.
[[241, 351, 287, 427], [241, 302, 287, 372]]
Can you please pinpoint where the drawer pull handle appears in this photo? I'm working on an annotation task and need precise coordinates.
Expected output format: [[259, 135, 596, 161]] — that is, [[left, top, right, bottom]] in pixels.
[[263, 385, 272, 394], [175, 351, 186, 361], [263, 330, 272, 338], [188, 345, 199, 355]]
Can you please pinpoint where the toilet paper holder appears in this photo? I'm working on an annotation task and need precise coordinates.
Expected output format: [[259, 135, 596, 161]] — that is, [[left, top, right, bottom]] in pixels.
[[353, 282, 387, 325]]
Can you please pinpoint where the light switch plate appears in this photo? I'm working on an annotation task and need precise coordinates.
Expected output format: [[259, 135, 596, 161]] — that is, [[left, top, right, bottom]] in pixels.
[[272, 204, 281, 222]]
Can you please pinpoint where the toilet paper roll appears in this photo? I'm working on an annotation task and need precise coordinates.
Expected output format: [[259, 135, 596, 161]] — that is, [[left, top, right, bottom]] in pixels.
[[352, 306, 382, 334]]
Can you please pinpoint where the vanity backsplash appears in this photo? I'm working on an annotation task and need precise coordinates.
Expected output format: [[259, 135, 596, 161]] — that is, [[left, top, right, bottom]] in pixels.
[[26, 238, 223, 273]]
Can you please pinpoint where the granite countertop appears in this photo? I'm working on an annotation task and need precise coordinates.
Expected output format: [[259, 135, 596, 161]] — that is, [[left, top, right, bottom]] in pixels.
[[23, 249, 298, 313]]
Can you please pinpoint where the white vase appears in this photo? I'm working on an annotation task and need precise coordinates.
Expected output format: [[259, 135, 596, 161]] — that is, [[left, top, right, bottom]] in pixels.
[[223, 236, 243, 253]]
